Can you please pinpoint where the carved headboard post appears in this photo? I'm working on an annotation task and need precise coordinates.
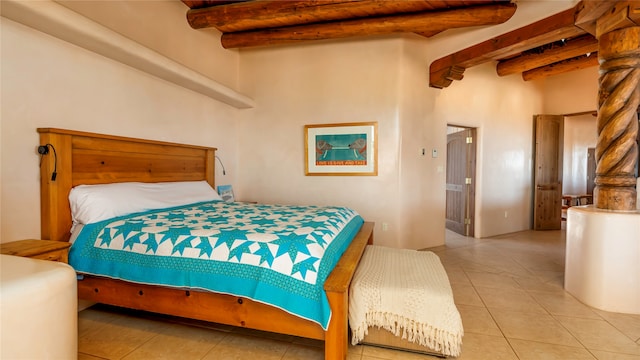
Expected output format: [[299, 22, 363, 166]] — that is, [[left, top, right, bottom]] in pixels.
[[205, 148, 215, 189], [38, 128, 74, 242], [37, 128, 217, 242]]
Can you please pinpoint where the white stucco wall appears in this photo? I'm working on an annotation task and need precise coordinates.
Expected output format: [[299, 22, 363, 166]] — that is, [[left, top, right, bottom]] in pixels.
[[541, 67, 599, 115], [430, 64, 546, 238], [0, 14, 240, 242], [56, 0, 239, 90], [237, 31, 550, 245], [237, 37, 414, 246], [1, 0, 597, 247]]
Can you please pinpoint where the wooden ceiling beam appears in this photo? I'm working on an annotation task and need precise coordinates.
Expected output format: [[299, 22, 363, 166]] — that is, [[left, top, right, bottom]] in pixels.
[[430, 5, 585, 88], [574, 0, 618, 35], [496, 34, 598, 77], [220, 3, 517, 49], [595, 1, 640, 37], [575, 0, 640, 37], [522, 52, 599, 81], [181, 0, 247, 11], [185, 0, 507, 32]]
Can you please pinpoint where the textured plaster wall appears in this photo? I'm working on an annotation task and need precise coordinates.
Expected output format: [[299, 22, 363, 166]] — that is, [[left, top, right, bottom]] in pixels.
[[1, 0, 597, 246], [237, 34, 548, 244], [0, 13, 239, 242]]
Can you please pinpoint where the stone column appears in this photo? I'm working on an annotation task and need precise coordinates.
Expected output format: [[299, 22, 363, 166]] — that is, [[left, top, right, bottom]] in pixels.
[[594, 26, 640, 210]]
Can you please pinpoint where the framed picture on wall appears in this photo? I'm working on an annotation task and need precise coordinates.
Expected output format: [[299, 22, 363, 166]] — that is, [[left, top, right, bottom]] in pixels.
[[304, 122, 378, 176]]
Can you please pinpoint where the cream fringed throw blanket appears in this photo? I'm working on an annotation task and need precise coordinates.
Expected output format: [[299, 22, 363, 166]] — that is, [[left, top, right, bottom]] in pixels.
[[349, 245, 463, 357]]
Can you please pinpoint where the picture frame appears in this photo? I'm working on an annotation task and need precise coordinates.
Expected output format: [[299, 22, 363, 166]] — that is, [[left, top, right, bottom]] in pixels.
[[304, 122, 378, 176], [217, 184, 235, 202]]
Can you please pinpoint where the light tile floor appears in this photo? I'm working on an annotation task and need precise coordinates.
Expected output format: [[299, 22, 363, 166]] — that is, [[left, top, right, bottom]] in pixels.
[[78, 230, 640, 359]]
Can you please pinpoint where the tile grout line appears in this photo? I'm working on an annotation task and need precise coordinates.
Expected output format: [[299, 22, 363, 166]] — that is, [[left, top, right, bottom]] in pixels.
[[459, 266, 522, 359]]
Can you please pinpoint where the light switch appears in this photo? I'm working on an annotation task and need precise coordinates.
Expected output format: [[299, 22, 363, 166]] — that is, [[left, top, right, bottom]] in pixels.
[[432, 149, 438, 158]]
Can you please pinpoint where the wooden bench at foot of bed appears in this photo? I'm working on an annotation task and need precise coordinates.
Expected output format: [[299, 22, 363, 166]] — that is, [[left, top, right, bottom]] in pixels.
[[350, 245, 463, 358]]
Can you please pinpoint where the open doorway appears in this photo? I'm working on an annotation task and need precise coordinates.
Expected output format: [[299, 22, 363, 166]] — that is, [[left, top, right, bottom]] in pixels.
[[446, 126, 477, 237], [560, 112, 598, 220], [535, 112, 598, 229]]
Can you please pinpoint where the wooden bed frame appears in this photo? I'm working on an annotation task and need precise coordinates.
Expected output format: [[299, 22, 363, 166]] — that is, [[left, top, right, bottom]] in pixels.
[[38, 128, 374, 360]]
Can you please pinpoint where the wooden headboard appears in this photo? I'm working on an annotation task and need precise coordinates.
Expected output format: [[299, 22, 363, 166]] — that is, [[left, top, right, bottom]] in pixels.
[[38, 128, 216, 242]]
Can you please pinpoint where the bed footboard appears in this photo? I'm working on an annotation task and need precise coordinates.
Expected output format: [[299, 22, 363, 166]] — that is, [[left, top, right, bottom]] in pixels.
[[324, 221, 374, 359]]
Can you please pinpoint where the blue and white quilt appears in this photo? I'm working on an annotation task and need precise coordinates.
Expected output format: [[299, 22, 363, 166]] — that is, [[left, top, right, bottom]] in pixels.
[[70, 201, 364, 329]]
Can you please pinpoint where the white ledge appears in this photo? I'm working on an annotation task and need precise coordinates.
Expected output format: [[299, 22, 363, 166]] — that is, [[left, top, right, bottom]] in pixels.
[[1, 0, 255, 109]]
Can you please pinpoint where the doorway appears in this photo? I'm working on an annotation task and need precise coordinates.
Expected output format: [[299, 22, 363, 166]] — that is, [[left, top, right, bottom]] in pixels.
[[445, 126, 477, 237]]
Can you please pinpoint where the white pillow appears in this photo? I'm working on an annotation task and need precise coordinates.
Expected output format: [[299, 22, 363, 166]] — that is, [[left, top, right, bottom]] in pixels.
[[69, 180, 222, 227]]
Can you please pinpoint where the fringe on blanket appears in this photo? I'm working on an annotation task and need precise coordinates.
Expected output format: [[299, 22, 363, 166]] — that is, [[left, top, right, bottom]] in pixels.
[[351, 311, 463, 357]]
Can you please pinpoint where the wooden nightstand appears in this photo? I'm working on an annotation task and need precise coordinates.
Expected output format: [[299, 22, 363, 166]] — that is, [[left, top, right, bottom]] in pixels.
[[0, 239, 71, 263]]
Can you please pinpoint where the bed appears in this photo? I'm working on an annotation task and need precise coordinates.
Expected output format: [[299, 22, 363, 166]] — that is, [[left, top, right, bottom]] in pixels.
[[37, 128, 374, 360]]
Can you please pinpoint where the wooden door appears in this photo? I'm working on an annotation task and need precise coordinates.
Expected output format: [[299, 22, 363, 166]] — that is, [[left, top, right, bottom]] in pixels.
[[587, 147, 596, 195], [533, 115, 564, 230], [446, 127, 476, 236]]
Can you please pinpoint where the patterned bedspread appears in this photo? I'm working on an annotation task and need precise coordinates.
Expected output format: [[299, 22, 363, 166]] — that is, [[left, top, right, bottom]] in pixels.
[[70, 201, 363, 329]]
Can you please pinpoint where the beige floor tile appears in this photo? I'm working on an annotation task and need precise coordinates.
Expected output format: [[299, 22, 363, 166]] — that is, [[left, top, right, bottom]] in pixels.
[[593, 310, 640, 343], [360, 344, 442, 359], [438, 259, 466, 274], [78, 353, 107, 360], [465, 271, 523, 289], [508, 338, 597, 359], [450, 282, 484, 307], [445, 269, 471, 285], [78, 312, 160, 359], [456, 333, 518, 360], [231, 326, 296, 343], [528, 290, 602, 319], [557, 316, 640, 356], [494, 264, 536, 278], [201, 332, 289, 360], [531, 270, 565, 286], [490, 309, 582, 347], [460, 261, 505, 274], [512, 275, 565, 293], [76, 229, 637, 360], [476, 286, 547, 314], [78, 307, 121, 338], [122, 322, 225, 360], [349, 343, 365, 356], [456, 304, 502, 336], [462, 254, 536, 278], [590, 350, 640, 359], [291, 335, 324, 348], [282, 343, 324, 360], [426, 244, 449, 253], [510, 254, 564, 273]]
